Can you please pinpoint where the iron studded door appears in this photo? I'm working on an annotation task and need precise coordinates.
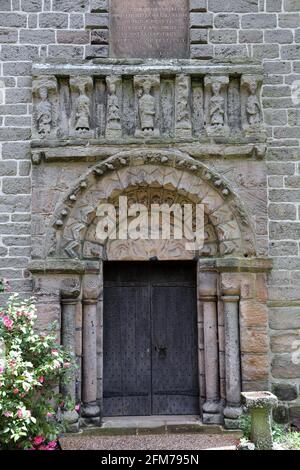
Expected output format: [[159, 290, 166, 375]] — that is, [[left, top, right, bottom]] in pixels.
[[103, 262, 199, 416]]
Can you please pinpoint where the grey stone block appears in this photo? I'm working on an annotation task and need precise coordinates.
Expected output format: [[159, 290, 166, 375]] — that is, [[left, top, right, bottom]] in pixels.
[[57, 30, 90, 44], [3, 236, 31, 247], [0, 0, 11, 10], [284, 0, 300, 11], [2, 142, 30, 160], [19, 161, 31, 176], [208, 0, 258, 12], [85, 45, 109, 58], [47, 45, 84, 59], [70, 13, 84, 29], [270, 222, 300, 240], [90, 0, 108, 12], [0, 13, 27, 27], [290, 407, 300, 429], [190, 44, 214, 59], [272, 355, 300, 379], [28, 13, 38, 29], [190, 12, 213, 28], [267, 162, 295, 175], [3, 61, 32, 76], [0, 28, 18, 43], [2, 177, 31, 194], [264, 109, 287, 126], [269, 203, 296, 220], [253, 44, 279, 59], [0, 161, 17, 177], [214, 13, 239, 28], [0, 45, 39, 61], [265, 30, 293, 44], [269, 241, 297, 257], [39, 13, 68, 29], [270, 307, 300, 329], [264, 61, 291, 74], [91, 29, 109, 45], [21, 0, 41, 12], [266, 0, 283, 11], [239, 29, 263, 43], [85, 12, 109, 29], [282, 45, 300, 60], [279, 13, 300, 28], [209, 29, 237, 44], [241, 13, 277, 29], [272, 383, 298, 401], [190, 0, 207, 11], [52, 0, 88, 12], [19, 29, 56, 44], [214, 44, 248, 58], [5, 88, 31, 104], [0, 128, 31, 141]]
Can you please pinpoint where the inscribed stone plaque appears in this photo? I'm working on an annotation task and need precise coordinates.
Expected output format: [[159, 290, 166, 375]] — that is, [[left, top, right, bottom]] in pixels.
[[110, 0, 189, 59]]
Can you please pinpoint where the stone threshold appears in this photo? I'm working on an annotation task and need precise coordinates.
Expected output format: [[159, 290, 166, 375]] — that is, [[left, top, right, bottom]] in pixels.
[[71, 416, 243, 437]]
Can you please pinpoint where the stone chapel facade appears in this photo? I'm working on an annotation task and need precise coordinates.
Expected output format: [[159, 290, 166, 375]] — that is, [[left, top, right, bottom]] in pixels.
[[0, 0, 300, 429]]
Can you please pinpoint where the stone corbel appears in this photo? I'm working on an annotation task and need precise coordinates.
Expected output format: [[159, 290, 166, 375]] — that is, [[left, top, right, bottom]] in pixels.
[[134, 75, 160, 137], [32, 75, 58, 140], [175, 74, 192, 138], [105, 75, 122, 139], [69, 76, 94, 138], [204, 75, 229, 137], [241, 75, 264, 134]]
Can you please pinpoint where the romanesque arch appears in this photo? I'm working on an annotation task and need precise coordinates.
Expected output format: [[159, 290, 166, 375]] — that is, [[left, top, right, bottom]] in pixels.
[[45, 149, 256, 262]]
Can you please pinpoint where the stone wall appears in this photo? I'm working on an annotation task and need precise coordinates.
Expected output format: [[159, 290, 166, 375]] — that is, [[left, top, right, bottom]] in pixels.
[[0, 0, 300, 425]]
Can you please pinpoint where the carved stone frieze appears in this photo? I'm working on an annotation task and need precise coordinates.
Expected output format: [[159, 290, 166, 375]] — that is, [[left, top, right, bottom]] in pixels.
[[241, 75, 264, 134], [204, 75, 229, 137], [106, 75, 122, 139], [134, 75, 160, 137], [69, 76, 93, 137], [175, 74, 192, 138]]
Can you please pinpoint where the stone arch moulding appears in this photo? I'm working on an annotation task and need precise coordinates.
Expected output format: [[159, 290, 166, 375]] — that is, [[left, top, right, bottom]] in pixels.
[[44, 148, 257, 262]]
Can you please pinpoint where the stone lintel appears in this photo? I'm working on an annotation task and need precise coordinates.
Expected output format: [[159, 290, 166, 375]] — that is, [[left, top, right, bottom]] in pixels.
[[30, 142, 267, 160], [32, 60, 264, 78], [29, 259, 86, 274], [198, 257, 272, 273]]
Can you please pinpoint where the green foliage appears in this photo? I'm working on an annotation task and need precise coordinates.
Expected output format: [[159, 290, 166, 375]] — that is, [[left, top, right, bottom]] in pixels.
[[239, 411, 251, 439], [0, 294, 76, 450]]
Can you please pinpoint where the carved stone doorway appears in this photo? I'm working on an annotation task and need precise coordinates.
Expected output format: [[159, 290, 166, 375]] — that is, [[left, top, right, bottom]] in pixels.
[[103, 261, 199, 417]]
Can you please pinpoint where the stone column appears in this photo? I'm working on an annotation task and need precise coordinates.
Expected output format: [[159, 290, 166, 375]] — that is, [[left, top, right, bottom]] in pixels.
[[198, 265, 222, 424], [60, 279, 81, 402], [82, 272, 101, 425], [222, 292, 242, 429]]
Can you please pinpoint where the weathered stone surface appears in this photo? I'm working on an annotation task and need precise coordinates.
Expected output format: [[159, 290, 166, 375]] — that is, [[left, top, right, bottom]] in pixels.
[[240, 300, 268, 328], [272, 354, 300, 379], [242, 354, 269, 380], [271, 332, 300, 353], [273, 405, 290, 424], [272, 383, 298, 401], [270, 307, 300, 330], [290, 406, 300, 429], [240, 329, 268, 354]]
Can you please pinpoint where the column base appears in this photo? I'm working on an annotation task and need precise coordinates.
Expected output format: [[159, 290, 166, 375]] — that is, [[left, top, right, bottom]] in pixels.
[[224, 418, 241, 430], [202, 412, 223, 425], [81, 402, 101, 426]]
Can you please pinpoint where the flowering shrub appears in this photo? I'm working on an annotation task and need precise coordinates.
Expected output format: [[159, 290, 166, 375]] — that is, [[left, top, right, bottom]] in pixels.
[[0, 292, 76, 450]]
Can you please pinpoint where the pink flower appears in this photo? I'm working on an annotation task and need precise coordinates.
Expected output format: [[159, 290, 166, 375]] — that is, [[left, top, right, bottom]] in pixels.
[[48, 441, 57, 449], [63, 362, 71, 369], [17, 409, 24, 419], [51, 349, 59, 357], [3, 316, 13, 330], [3, 411, 13, 417], [53, 360, 60, 369], [33, 436, 44, 446], [75, 404, 80, 412], [38, 376, 44, 384], [0, 382, 3, 387], [9, 360, 16, 368], [16, 311, 23, 317], [0, 366, 4, 374], [46, 412, 53, 418], [17, 408, 31, 419], [13, 388, 19, 395]]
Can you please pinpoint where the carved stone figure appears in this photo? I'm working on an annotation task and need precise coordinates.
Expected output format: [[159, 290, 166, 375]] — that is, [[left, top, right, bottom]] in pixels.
[[32, 75, 57, 139], [175, 74, 192, 138], [70, 76, 93, 136], [134, 75, 160, 137], [106, 76, 122, 138], [75, 84, 90, 131], [139, 82, 155, 133], [204, 75, 229, 136], [210, 82, 225, 128], [241, 75, 263, 132], [36, 86, 52, 137], [246, 81, 261, 126]]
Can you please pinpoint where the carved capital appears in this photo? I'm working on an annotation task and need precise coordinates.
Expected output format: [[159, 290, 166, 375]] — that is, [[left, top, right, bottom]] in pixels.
[[198, 270, 218, 299], [61, 278, 81, 302], [82, 273, 101, 303]]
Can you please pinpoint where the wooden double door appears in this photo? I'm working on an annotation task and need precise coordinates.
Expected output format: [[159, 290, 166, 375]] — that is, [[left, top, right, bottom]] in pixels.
[[103, 261, 199, 416]]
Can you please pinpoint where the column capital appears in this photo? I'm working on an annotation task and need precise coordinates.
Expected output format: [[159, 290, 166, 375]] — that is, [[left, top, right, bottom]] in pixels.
[[61, 278, 81, 302], [82, 273, 101, 302]]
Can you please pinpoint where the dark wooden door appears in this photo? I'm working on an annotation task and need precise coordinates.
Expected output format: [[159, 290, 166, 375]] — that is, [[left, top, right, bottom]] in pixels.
[[103, 261, 199, 416]]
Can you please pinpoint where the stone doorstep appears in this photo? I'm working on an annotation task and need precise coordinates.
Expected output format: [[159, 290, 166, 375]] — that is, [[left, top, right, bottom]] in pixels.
[[61, 416, 243, 438]]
